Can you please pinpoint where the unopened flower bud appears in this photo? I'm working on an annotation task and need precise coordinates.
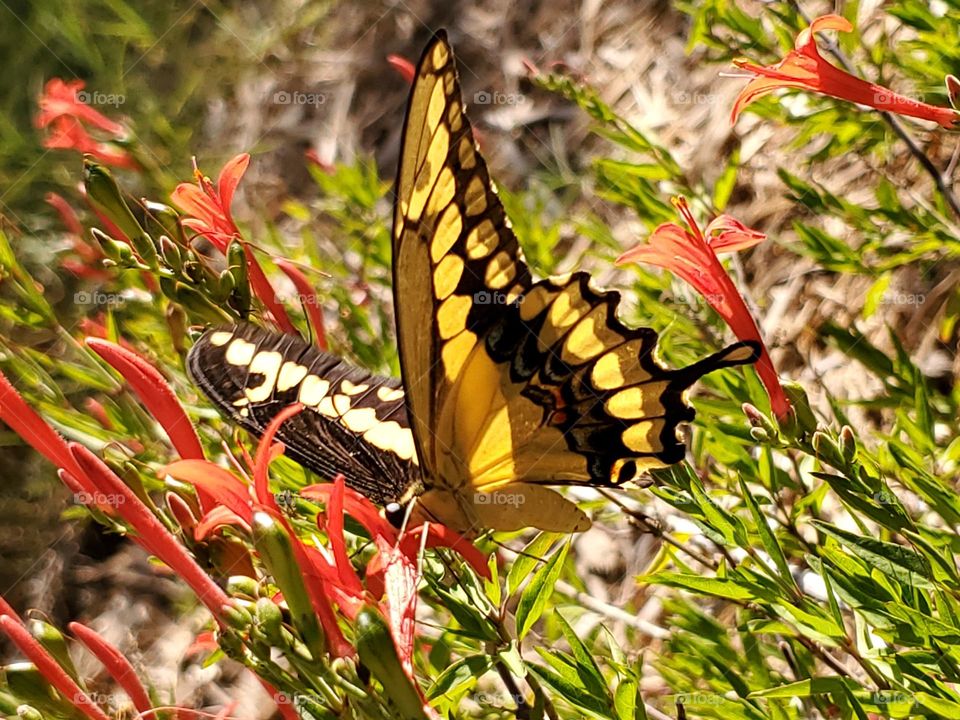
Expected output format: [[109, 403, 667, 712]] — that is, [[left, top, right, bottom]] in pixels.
[[838, 425, 857, 464]]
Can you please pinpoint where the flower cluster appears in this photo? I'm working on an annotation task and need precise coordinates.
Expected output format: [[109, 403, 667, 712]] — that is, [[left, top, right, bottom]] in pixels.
[[0, 334, 487, 718], [36, 79, 136, 168], [617, 197, 790, 419]]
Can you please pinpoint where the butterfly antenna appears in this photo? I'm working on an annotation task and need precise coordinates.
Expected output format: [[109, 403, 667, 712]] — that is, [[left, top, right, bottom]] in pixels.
[[490, 536, 547, 564]]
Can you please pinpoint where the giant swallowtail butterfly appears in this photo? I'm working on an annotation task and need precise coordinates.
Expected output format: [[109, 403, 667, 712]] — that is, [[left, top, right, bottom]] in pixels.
[[187, 32, 760, 535]]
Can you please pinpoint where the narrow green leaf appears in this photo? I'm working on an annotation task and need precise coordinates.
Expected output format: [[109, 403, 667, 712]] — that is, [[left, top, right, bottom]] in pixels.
[[507, 531, 561, 597], [555, 611, 608, 700], [749, 677, 855, 698], [516, 540, 570, 640], [812, 521, 933, 586], [644, 572, 762, 602], [739, 478, 793, 587], [427, 655, 492, 701]]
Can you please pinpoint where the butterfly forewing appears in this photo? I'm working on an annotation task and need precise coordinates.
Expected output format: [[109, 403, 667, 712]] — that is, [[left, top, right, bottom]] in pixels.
[[392, 35, 534, 481], [187, 324, 420, 506]]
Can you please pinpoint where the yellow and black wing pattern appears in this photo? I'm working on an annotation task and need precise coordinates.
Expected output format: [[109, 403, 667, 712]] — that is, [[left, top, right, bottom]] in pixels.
[[390, 31, 759, 532], [187, 323, 420, 506]]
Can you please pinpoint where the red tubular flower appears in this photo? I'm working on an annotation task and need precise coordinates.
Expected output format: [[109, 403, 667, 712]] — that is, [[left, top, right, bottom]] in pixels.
[[43, 119, 137, 168], [303, 479, 398, 545], [325, 478, 366, 597], [171, 154, 249, 252], [171, 154, 297, 334], [36, 79, 136, 168], [305, 477, 484, 714], [243, 245, 298, 335], [0, 369, 96, 495], [83, 398, 114, 430], [69, 443, 231, 622], [616, 197, 790, 419], [48, 192, 109, 279], [86, 338, 206, 463], [194, 506, 252, 540], [387, 54, 416, 84], [250, 406, 353, 656], [36, 79, 124, 134], [163, 460, 255, 530], [275, 258, 328, 350], [253, 404, 306, 510], [303, 479, 491, 581], [166, 491, 199, 533], [68, 622, 153, 716], [732, 15, 959, 128], [45, 192, 84, 236], [304, 475, 491, 680], [0, 615, 112, 720], [378, 537, 419, 680]]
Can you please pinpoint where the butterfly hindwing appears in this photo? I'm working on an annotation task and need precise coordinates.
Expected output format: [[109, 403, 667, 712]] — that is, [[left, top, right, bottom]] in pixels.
[[187, 324, 419, 506]]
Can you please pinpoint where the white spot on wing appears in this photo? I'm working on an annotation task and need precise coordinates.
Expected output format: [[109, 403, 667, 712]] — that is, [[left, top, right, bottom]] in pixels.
[[225, 338, 256, 366], [276, 362, 308, 392], [244, 351, 283, 402]]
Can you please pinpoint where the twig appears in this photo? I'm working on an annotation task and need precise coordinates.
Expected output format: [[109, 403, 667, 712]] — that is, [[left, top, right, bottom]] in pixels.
[[553, 579, 671, 639], [596, 489, 720, 569], [494, 658, 531, 720]]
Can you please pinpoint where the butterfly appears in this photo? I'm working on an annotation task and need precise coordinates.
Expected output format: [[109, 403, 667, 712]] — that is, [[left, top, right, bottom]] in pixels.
[[187, 31, 760, 535]]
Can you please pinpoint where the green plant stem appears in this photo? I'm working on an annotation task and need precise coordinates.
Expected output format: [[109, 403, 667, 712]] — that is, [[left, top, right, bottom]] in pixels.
[[494, 659, 530, 720], [490, 613, 559, 720]]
